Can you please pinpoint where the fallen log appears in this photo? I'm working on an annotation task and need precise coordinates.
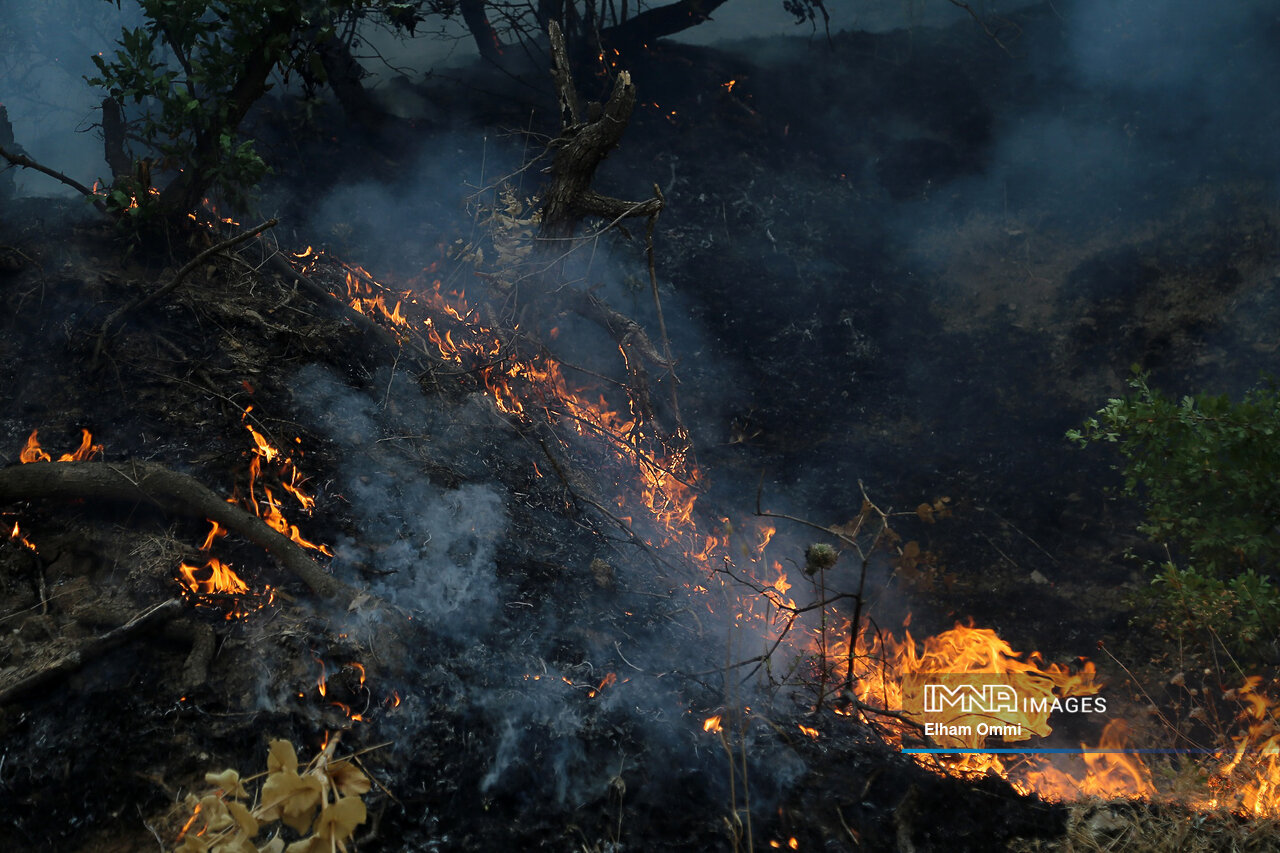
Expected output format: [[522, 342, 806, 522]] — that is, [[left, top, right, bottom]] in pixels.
[[0, 459, 355, 602]]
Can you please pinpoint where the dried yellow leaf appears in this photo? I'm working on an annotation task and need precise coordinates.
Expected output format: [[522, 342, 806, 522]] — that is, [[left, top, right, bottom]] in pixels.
[[266, 740, 298, 775], [313, 795, 367, 848], [205, 768, 249, 799], [211, 837, 257, 853], [283, 838, 326, 853], [260, 770, 322, 834], [199, 793, 234, 832], [175, 835, 210, 853], [327, 761, 371, 797], [227, 800, 259, 838]]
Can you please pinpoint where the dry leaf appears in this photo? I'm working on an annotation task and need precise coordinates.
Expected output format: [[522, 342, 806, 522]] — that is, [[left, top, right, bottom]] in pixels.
[[176, 836, 210, 853], [283, 838, 327, 853], [257, 836, 285, 853], [313, 796, 368, 849], [267, 740, 298, 775], [205, 768, 249, 799], [828, 520, 862, 540], [211, 837, 258, 853], [227, 800, 259, 838], [199, 794, 234, 833], [260, 770, 322, 833], [327, 761, 371, 797]]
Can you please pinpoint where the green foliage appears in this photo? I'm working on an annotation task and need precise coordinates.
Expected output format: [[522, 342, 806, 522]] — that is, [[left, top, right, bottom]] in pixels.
[[85, 1, 363, 218], [1069, 371, 1280, 651]]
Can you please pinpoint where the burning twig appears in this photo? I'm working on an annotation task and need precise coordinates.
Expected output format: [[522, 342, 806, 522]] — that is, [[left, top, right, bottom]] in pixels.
[[0, 598, 185, 707], [91, 218, 279, 367], [263, 249, 404, 350]]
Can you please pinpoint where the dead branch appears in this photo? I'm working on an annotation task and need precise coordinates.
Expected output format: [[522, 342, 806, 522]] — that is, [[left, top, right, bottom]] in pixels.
[[259, 250, 425, 355], [0, 142, 109, 214], [538, 22, 663, 244], [0, 598, 185, 707], [571, 289, 671, 368], [0, 459, 355, 603], [92, 218, 279, 367]]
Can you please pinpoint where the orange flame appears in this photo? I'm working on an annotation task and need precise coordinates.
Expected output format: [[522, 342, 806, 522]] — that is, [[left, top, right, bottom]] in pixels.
[[178, 557, 249, 597], [9, 521, 37, 552], [282, 248, 1280, 813], [19, 429, 102, 463]]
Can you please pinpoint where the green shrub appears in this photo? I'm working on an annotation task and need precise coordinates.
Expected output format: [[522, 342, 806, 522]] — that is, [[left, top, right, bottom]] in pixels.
[[87, 1, 332, 220], [1068, 371, 1280, 653]]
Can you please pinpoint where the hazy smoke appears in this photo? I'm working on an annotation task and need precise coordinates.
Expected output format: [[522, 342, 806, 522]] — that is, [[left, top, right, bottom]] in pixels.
[[291, 363, 507, 636]]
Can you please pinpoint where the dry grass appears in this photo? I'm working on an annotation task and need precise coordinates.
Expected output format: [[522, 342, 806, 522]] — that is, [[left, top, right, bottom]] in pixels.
[[1013, 799, 1280, 853]]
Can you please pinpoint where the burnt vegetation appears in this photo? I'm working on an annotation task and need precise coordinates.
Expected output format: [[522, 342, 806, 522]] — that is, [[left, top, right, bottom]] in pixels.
[[4, 1, 1280, 851]]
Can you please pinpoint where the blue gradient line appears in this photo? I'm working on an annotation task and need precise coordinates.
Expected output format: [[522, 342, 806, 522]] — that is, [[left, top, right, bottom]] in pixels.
[[902, 748, 1260, 755]]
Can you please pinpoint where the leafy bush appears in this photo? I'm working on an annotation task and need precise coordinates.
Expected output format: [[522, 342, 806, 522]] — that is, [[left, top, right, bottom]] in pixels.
[[1069, 371, 1280, 652], [87, 1, 328, 219]]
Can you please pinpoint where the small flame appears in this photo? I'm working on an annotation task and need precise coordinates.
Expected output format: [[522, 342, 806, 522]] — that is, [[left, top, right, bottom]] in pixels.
[[9, 521, 37, 552], [703, 715, 723, 734], [19, 429, 103, 463], [178, 558, 249, 597], [590, 672, 617, 698]]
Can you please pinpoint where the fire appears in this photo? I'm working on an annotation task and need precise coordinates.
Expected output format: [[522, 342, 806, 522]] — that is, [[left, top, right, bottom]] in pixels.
[[178, 556, 249, 597], [1199, 677, 1280, 816], [296, 248, 704, 546], [236, 417, 331, 556], [283, 248, 1280, 817], [9, 521, 37, 552], [177, 519, 270, 620], [19, 428, 102, 463], [589, 672, 617, 698]]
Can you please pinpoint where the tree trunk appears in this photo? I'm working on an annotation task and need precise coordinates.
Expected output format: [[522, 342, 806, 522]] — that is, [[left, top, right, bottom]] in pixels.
[[317, 34, 382, 127], [156, 11, 294, 219], [538, 24, 660, 243], [460, 0, 506, 65]]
